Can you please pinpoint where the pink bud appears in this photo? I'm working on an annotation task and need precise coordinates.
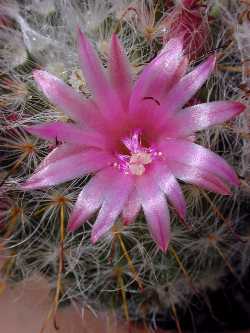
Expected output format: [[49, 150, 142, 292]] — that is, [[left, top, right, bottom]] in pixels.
[[0, 14, 12, 28], [163, 0, 210, 60]]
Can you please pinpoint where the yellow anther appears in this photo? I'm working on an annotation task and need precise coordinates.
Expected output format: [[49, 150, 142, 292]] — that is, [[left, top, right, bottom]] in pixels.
[[129, 163, 145, 176], [129, 152, 152, 176], [130, 152, 152, 165]]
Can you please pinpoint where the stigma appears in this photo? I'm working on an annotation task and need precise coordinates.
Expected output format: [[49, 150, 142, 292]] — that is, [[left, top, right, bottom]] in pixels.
[[128, 151, 152, 176], [113, 130, 162, 176]]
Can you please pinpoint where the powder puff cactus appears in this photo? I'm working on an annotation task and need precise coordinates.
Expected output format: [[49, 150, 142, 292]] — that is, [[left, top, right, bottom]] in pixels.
[[22, 30, 245, 252]]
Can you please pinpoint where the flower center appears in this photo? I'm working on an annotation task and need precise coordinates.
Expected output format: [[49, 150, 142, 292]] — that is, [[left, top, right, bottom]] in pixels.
[[128, 151, 152, 176], [113, 130, 162, 176]]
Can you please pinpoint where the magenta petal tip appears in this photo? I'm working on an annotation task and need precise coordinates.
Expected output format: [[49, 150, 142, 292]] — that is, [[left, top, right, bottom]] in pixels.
[[67, 212, 84, 232], [77, 26, 82, 36], [158, 241, 169, 253], [208, 54, 217, 66], [77, 28, 86, 44], [232, 176, 241, 188], [33, 69, 44, 82], [23, 125, 36, 135], [202, 55, 216, 73], [227, 170, 240, 188], [234, 101, 247, 114], [20, 181, 36, 191], [179, 207, 186, 220], [76, 26, 81, 35], [111, 32, 117, 40], [91, 233, 98, 244], [123, 218, 131, 226], [67, 221, 77, 233]]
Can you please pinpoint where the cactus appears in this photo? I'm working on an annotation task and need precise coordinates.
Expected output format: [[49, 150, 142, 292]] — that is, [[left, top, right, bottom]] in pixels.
[[0, 0, 249, 330]]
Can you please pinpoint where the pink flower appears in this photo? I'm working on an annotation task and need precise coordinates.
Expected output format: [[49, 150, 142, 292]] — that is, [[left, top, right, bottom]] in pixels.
[[22, 30, 245, 252]]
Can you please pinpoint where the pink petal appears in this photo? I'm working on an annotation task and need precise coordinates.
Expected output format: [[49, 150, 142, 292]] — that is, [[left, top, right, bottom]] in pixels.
[[164, 101, 246, 137], [22, 145, 114, 189], [33, 70, 100, 127], [78, 30, 123, 118], [166, 159, 231, 195], [68, 167, 115, 232], [25, 122, 106, 149], [152, 162, 186, 219], [122, 190, 141, 225], [108, 34, 132, 109], [175, 56, 188, 79], [129, 37, 184, 113], [91, 172, 134, 243], [136, 174, 171, 252], [158, 56, 216, 120], [129, 99, 164, 141], [158, 138, 239, 186]]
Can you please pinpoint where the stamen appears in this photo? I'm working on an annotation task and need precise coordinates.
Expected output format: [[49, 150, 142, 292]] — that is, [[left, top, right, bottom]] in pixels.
[[130, 152, 152, 165], [115, 130, 162, 176], [129, 163, 145, 176]]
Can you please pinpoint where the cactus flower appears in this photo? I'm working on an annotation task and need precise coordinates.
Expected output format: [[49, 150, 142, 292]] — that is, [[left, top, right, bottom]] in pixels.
[[22, 30, 245, 252]]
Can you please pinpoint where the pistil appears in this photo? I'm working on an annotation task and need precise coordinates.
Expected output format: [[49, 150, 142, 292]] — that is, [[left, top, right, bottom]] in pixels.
[[113, 130, 161, 176]]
